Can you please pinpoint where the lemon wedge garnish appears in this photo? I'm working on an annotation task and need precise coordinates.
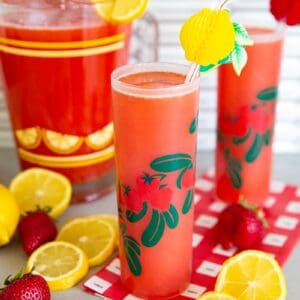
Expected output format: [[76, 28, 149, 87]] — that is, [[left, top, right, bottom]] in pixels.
[[94, 0, 149, 24]]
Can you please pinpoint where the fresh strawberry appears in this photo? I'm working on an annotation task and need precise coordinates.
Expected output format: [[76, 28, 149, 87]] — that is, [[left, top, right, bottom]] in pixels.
[[270, 0, 300, 26], [0, 271, 50, 300], [18, 211, 57, 256], [217, 199, 267, 250]]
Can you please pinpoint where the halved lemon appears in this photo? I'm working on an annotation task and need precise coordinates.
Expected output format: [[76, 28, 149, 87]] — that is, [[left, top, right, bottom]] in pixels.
[[94, 0, 149, 24], [197, 291, 236, 300], [26, 241, 89, 291], [88, 214, 119, 247], [85, 122, 114, 151], [9, 168, 72, 219], [42, 129, 83, 154], [56, 218, 116, 267], [215, 250, 287, 300], [15, 127, 42, 149]]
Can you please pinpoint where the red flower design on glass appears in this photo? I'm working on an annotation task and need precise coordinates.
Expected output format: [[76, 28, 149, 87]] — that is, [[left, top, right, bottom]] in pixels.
[[136, 173, 160, 197], [247, 105, 273, 134], [149, 187, 173, 211], [123, 173, 173, 212], [124, 188, 143, 213], [182, 169, 196, 188]]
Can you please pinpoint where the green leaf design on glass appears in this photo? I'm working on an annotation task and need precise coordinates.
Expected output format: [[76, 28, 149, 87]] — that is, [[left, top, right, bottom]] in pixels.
[[126, 202, 148, 223], [189, 114, 198, 134], [163, 204, 179, 229], [245, 134, 265, 163], [120, 223, 126, 235], [264, 129, 273, 145], [176, 163, 193, 189], [217, 129, 225, 143], [182, 189, 194, 214], [232, 127, 252, 145], [227, 157, 242, 189], [231, 42, 248, 76], [150, 153, 192, 173], [124, 235, 142, 276], [141, 209, 165, 247], [224, 150, 242, 189], [233, 22, 254, 46], [257, 87, 278, 101]]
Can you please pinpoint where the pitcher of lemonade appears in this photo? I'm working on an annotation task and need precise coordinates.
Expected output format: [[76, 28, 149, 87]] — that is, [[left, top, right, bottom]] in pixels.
[[0, 0, 151, 203]]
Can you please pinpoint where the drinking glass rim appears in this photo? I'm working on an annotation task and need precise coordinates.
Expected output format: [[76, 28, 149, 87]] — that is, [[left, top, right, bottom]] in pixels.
[[245, 22, 286, 43], [111, 62, 201, 99]]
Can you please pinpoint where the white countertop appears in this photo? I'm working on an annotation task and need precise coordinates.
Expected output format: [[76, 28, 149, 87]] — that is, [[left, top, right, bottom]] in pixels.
[[0, 149, 299, 300]]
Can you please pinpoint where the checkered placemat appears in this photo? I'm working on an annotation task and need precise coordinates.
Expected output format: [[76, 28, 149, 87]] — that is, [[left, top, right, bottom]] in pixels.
[[84, 170, 300, 300]]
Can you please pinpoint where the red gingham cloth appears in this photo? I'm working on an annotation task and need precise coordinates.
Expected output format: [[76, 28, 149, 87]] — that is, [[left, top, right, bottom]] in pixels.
[[84, 170, 300, 300]]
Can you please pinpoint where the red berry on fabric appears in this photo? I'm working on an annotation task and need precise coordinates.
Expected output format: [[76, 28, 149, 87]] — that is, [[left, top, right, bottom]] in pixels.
[[233, 210, 264, 249], [217, 201, 265, 250]]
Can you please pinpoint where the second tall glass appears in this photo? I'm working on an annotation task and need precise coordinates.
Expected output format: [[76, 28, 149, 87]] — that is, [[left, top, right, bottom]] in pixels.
[[216, 20, 284, 205], [112, 63, 200, 298]]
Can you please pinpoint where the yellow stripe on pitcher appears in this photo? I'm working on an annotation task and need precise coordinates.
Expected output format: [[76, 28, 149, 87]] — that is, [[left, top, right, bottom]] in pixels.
[[0, 33, 124, 50], [18, 146, 115, 168], [0, 41, 124, 58]]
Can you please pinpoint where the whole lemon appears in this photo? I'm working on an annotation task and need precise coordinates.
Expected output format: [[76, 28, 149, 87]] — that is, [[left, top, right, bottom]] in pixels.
[[180, 8, 235, 66], [0, 184, 20, 246]]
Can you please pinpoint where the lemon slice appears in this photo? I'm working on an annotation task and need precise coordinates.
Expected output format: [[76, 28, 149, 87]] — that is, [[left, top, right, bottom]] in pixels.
[[95, 0, 149, 24], [198, 291, 236, 300], [85, 122, 114, 150], [215, 250, 287, 300], [42, 129, 83, 154], [88, 214, 119, 247], [9, 168, 72, 219], [15, 127, 42, 150], [0, 185, 20, 246], [26, 241, 88, 291], [56, 218, 116, 267]]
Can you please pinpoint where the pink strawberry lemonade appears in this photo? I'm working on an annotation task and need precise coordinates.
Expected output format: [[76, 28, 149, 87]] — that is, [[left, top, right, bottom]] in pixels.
[[112, 63, 200, 298], [216, 27, 284, 205]]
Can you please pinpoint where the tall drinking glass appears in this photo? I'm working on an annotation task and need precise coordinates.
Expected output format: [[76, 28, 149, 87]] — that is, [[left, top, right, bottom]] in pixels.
[[215, 15, 284, 205], [0, 0, 131, 203], [112, 63, 200, 298]]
